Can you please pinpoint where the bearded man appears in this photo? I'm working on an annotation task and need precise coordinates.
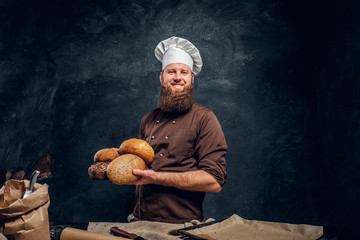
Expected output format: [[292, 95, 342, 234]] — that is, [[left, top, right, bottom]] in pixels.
[[130, 36, 227, 223]]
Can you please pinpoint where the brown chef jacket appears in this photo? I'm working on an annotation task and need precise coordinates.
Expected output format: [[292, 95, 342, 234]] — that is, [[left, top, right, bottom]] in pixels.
[[132, 103, 227, 223]]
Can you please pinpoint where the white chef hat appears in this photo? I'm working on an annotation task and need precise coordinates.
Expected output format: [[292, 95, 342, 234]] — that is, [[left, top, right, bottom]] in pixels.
[[154, 36, 203, 75]]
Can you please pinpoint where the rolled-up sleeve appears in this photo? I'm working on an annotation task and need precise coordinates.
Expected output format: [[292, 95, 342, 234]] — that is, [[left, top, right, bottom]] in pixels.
[[195, 111, 227, 186]]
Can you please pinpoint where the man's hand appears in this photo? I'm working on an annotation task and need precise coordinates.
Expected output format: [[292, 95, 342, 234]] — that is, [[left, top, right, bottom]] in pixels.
[[131, 169, 222, 192], [131, 169, 157, 185]]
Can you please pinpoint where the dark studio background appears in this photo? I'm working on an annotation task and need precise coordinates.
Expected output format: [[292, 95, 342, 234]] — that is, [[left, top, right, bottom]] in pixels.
[[1, 0, 359, 238]]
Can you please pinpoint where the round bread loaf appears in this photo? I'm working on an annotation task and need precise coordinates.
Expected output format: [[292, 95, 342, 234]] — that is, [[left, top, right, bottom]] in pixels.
[[94, 148, 119, 163], [107, 154, 146, 185], [119, 138, 154, 165], [88, 162, 109, 180]]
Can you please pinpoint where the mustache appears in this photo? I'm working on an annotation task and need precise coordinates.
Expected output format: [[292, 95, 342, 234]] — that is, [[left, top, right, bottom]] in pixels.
[[158, 83, 194, 113]]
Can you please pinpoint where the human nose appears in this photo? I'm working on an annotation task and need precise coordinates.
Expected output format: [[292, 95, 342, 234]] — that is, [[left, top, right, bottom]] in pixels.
[[174, 72, 181, 81]]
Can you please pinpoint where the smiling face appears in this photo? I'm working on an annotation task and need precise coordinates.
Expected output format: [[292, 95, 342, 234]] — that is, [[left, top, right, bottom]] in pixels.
[[159, 63, 194, 92]]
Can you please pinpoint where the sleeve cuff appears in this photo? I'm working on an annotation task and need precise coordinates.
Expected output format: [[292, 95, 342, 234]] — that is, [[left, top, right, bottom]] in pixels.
[[198, 159, 227, 186]]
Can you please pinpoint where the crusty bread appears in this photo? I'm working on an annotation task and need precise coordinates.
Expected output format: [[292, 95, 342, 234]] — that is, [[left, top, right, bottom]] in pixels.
[[119, 138, 154, 165], [94, 148, 120, 163], [107, 154, 146, 185], [88, 162, 109, 180]]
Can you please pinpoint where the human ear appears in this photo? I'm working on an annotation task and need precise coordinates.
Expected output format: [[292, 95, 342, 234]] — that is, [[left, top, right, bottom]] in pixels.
[[159, 72, 163, 83]]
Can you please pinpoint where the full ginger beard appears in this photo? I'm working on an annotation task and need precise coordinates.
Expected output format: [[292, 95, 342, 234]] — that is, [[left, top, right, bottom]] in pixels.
[[158, 81, 194, 114]]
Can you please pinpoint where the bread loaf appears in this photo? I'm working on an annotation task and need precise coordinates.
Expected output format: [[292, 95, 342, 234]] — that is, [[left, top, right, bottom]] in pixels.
[[119, 138, 154, 165], [94, 148, 119, 163], [107, 154, 146, 185], [88, 162, 109, 180]]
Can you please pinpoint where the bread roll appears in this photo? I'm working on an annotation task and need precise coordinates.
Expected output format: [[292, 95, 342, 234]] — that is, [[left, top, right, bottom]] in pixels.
[[94, 148, 119, 163], [88, 162, 109, 180], [119, 138, 154, 165], [107, 154, 146, 185]]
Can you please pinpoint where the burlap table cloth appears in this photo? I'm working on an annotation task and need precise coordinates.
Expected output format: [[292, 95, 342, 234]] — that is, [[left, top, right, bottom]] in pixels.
[[88, 214, 323, 240]]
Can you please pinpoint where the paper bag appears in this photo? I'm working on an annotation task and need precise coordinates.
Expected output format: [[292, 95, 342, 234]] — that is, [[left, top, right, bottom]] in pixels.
[[0, 180, 50, 240]]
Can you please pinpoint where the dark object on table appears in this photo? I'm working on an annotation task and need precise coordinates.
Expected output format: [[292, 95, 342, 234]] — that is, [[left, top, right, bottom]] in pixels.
[[110, 226, 145, 240], [176, 219, 225, 240]]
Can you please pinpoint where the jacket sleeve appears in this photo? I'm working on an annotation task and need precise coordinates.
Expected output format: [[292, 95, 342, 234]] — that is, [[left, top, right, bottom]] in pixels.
[[138, 111, 152, 140], [195, 111, 227, 186], [138, 115, 146, 140]]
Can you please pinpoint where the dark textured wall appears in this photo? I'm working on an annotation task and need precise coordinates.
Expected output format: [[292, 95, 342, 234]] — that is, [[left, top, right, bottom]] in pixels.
[[0, 0, 359, 238]]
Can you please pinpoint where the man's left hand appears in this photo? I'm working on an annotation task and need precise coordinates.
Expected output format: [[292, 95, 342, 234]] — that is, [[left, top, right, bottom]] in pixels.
[[130, 168, 222, 192], [131, 169, 156, 185]]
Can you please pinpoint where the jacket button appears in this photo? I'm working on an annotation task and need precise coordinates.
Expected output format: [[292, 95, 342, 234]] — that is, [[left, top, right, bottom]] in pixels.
[[160, 153, 164, 157], [151, 136, 155, 139], [165, 136, 168, 139], [172, 121, 176, 124]]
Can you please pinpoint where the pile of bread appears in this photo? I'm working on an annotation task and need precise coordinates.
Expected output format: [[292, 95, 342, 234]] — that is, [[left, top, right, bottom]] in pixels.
[[88, 138, 154, 185]]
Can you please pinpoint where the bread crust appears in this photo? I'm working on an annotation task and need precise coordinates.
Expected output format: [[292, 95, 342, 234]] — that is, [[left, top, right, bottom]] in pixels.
[[88, 162, 109, 180], [107, 154, 146, 185], [94, 148, 120, 163], [119, 138, 154, 165]]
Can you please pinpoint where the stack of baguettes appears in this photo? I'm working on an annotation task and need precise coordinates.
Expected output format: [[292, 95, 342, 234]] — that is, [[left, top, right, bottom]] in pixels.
[[88, 138, 154, 185]]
